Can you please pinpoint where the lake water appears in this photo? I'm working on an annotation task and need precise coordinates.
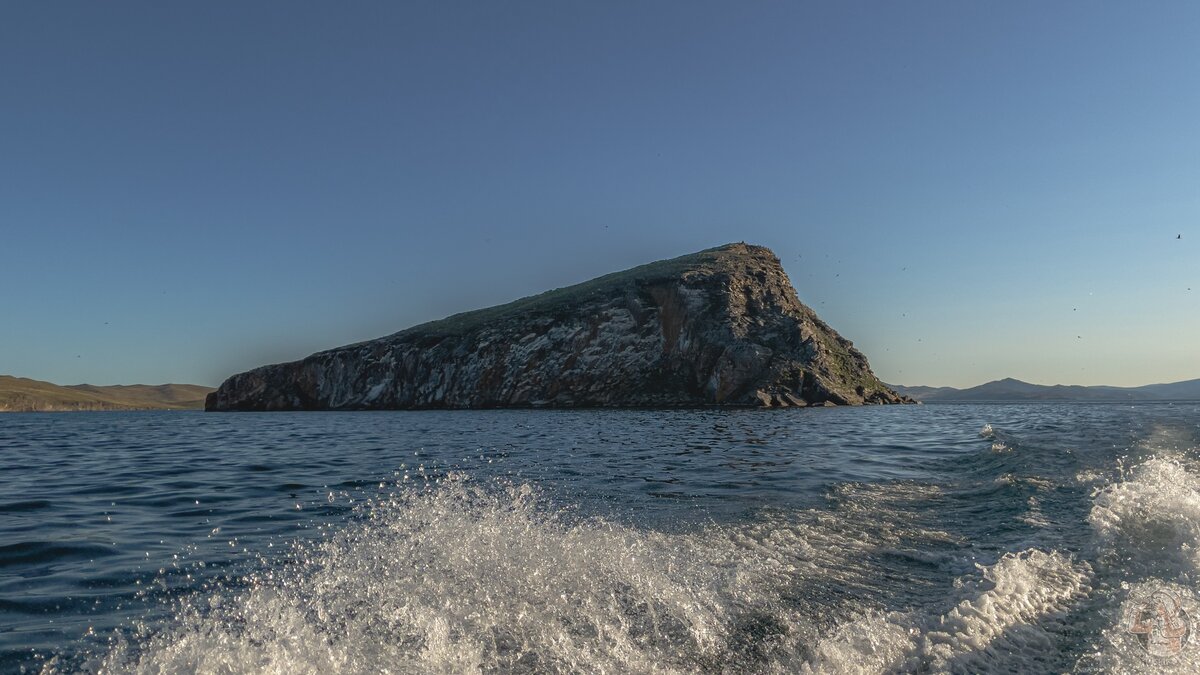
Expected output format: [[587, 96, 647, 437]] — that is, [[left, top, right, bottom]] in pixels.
[[2, 404, 1199, 673]]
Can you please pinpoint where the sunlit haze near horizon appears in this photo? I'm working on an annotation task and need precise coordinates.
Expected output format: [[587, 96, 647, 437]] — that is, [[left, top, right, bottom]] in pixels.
[[2, 1, 1198, 389]]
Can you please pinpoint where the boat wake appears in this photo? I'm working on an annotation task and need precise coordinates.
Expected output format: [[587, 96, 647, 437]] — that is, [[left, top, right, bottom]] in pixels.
[[43, 419, 1200, 674]]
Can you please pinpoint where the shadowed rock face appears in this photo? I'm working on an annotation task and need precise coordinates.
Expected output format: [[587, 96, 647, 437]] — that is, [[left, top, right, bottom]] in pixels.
[[206, 244, 911, 411]]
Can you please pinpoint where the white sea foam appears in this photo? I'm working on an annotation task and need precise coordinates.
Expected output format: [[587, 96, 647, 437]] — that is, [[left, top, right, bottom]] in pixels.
[[72, 435, 1200, 674], [73, 473, 998, 674], [92, 476, 733, 673], [1020, 496, 1052, 528], [995, 473, 1054, 492], [1075, 580, 1200, 674], [1089, 457, 1200, 574], [1076, 445, 1200, 672], [82, 475, 958, 674], [802, 549, 1092, 673]]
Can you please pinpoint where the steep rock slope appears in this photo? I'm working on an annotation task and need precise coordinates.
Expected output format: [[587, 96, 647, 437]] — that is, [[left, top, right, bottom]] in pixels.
[[207, 244, 909, 410]]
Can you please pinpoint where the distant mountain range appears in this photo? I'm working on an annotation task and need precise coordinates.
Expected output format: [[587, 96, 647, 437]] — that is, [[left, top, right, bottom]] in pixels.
[[6, 372, 1196, 410], [888, 377, 1200, 402], [0, 375, 214, 412]]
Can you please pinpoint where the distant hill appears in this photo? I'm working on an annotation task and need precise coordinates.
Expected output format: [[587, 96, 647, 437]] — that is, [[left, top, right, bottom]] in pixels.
[[887, 377, 1200, 402], [0, 375, 214, 412]]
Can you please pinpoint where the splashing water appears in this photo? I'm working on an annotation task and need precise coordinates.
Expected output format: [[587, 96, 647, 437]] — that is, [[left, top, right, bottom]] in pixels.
[[74, 477, 1102, 674], [7, 404, 1200, 673], [1089, 456, 1200, 576], [76, 473, 966, 674], [803, 549, 1092, 673]]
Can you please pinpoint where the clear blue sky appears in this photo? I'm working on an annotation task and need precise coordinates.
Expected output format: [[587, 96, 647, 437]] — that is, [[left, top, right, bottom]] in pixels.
[[2, 1, 1197, 388]]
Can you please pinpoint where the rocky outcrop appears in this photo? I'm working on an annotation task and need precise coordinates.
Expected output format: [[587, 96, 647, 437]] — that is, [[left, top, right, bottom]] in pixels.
[[206, 244, 911, 411]]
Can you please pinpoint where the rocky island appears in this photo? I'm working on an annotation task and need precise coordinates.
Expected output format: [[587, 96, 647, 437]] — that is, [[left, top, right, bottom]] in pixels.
[[207, 243, 909, 411]]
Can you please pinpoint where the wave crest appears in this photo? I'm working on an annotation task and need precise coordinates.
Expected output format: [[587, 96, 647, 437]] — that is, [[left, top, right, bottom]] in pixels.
[[1089, 457, 1200, 575]]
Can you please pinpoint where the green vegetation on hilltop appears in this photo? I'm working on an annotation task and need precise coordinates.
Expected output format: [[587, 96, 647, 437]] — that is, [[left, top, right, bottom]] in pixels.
[[355, 243, 771, 345]]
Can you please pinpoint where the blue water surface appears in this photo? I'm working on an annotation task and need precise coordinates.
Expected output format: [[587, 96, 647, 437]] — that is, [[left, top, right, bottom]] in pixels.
[[2, 404, 1198, 673]]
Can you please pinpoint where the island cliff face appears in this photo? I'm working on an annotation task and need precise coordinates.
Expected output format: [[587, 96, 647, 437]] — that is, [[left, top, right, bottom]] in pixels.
[[207, 244, 909, 411]]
